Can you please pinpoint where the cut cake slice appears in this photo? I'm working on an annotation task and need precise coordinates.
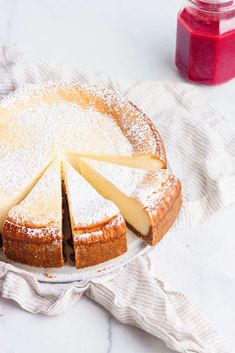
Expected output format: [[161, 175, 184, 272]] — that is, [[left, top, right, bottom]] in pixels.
[[3, 159, 64, 267], [79, 158, 182, 246], [62, 161, 127, 268]]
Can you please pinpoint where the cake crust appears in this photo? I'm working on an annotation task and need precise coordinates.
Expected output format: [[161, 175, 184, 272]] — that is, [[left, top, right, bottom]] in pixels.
[[3, 220, 64, 267], [73, 215, 127, 269]]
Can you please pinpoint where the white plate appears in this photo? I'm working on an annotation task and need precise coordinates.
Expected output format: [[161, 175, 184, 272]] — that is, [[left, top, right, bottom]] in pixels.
[[0, 229, 151, 283]]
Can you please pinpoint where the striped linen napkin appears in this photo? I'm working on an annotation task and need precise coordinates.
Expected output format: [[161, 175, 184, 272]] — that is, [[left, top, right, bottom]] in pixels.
[[0, 46, 235, 353]]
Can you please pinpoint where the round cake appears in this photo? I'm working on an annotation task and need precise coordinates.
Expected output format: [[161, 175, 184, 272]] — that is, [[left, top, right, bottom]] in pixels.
[[0, 82, 181, 268]]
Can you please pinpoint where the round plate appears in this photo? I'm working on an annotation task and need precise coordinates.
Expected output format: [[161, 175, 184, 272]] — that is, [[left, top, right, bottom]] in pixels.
[[0, 229, 150, 283]]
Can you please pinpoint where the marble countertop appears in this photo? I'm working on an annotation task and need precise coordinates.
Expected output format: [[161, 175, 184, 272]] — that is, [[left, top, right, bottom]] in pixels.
[[0, 1, 235, 352]]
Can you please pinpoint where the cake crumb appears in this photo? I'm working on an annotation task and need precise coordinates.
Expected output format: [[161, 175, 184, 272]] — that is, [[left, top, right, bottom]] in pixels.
[[97, 267, 106, 273], [44, 272, 56, 279]]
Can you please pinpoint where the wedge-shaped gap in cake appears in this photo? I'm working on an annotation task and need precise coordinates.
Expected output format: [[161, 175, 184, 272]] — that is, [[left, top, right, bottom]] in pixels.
[[61, 165, 76, 267], [78, 158, 182, 246], [62, 160, 127, 269], [2, 159, 64, 268]]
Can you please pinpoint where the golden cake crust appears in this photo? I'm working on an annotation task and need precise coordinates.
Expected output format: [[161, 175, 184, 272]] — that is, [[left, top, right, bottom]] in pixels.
[[73, 214, 127, 269], [3, 219, 64, 267]]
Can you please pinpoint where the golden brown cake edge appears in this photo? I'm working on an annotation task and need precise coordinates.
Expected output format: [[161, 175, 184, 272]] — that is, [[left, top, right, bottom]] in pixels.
[[72, 214, 127, 269], [2, 219, 64, 268]]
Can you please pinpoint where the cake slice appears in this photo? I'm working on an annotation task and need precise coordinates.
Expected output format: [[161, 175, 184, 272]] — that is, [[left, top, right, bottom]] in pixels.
[[62, 161, 127, 268], [79, 158, 182, 246], [2, 159, 64, 267]]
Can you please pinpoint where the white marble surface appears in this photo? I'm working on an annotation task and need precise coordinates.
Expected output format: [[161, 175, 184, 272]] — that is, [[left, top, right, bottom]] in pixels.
[[0, 0, 235, 352]]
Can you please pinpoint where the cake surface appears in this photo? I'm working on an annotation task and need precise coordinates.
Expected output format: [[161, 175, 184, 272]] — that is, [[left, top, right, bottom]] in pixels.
[[3, 159, 64, 267], [62, 161, 127, 268], [79, 158, 182, 246]]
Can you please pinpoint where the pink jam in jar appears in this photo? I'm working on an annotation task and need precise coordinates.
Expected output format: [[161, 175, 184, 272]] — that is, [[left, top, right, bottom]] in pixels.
[[175, 0, 235, 85]]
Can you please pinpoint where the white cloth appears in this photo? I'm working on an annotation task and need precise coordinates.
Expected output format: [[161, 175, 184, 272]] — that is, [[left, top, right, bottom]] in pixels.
[[0, 46, 234, 353]]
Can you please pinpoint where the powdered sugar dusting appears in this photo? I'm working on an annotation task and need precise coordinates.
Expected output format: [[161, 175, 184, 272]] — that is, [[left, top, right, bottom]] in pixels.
[[0, 92, 133, 206], [8, 160, 62, 229], [0, 148, 52, 198], [17, 103, 132, 155], [63, 161, 119, 228], [0, 81, 165, 159]]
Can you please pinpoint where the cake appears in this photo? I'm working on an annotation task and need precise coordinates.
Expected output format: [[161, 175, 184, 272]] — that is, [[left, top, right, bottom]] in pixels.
[[0, 82, 166, 235], [0, 81, 181, 268], [62, 161, 127, 268], [3, 159, 64, 267], [79, 158, 182, 246]]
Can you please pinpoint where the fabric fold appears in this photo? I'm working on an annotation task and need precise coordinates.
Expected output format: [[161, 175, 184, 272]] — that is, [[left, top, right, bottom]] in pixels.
[[0, 257, 231, 353]]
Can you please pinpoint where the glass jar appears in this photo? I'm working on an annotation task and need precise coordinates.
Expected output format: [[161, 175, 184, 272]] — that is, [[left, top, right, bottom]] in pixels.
[[175, 0, 235, 85]]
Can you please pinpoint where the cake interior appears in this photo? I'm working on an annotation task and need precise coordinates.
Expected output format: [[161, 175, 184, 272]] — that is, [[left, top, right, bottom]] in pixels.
[[78, 158, 150, 236], [65, 151, 163, 171]]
